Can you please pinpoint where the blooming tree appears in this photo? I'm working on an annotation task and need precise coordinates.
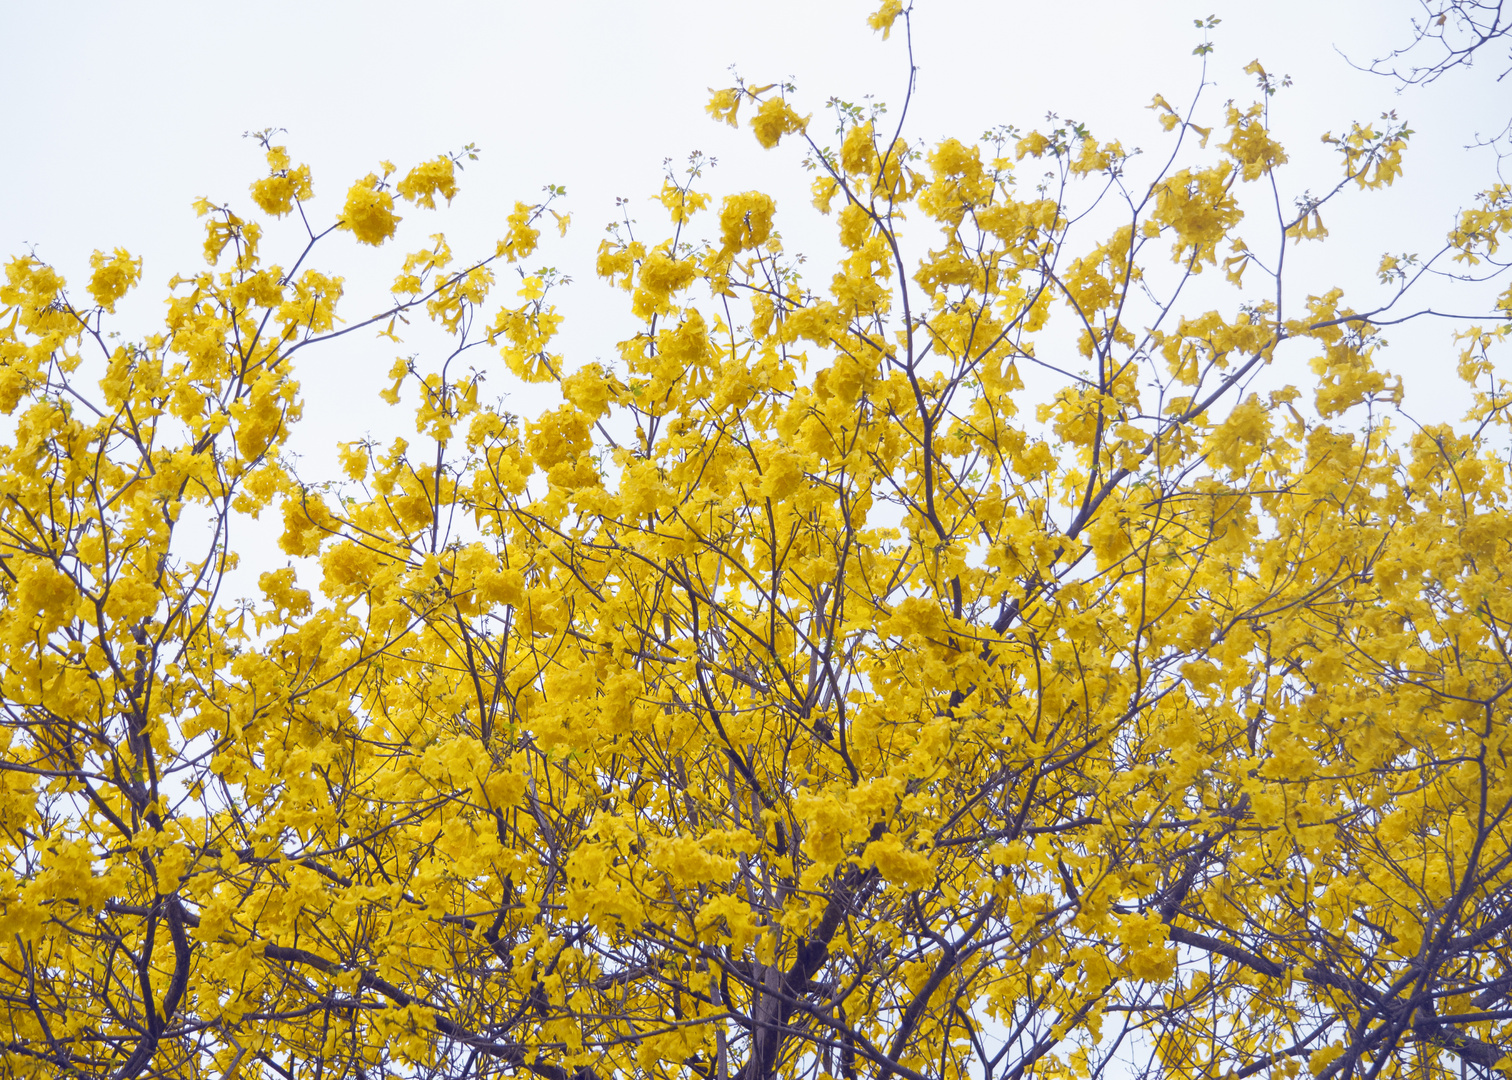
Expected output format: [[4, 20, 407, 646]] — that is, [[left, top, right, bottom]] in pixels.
[[1, 7, 1511, 1080]]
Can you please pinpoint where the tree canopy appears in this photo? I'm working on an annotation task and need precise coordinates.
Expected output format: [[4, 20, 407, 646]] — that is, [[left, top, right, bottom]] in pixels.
[[1, 6, 1511, 1080]]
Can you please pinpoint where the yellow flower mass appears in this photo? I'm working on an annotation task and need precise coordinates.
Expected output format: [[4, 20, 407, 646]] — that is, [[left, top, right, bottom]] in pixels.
[[0, 6, 1510, 1080]]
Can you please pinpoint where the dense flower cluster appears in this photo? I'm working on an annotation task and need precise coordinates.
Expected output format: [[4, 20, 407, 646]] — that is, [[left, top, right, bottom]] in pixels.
[[0, 7, 1509, 1080]]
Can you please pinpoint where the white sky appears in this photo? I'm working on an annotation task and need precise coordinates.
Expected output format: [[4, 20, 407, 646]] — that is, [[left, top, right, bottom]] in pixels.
[[0, 0, 1507, 472]]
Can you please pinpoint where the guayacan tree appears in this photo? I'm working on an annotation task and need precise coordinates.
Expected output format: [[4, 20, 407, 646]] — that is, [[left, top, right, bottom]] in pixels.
[[1, 5, 1510, 1079]]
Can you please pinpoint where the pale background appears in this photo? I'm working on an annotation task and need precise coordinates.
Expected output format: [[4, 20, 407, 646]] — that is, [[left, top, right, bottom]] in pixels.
[[0, 0, 1506, 479]]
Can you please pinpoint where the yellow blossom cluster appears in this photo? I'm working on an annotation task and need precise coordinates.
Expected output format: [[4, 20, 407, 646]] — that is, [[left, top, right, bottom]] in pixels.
[[0, 8, 1508, 1080]]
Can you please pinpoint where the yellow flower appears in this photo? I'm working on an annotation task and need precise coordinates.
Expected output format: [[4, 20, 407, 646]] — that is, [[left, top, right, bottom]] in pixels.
[[396, 155, 458, 209], [705, 86, 740, 127], [750, 96, 808, 149], [86, 248, 142, 312], [717, 190, 776, 253], [248, 144, 313, 216], [338, 172, 401, 246], [867, 0, 903, 37]]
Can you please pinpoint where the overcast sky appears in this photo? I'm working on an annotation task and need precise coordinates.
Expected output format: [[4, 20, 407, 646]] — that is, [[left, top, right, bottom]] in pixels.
[[1, 0, 1506, 462]]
